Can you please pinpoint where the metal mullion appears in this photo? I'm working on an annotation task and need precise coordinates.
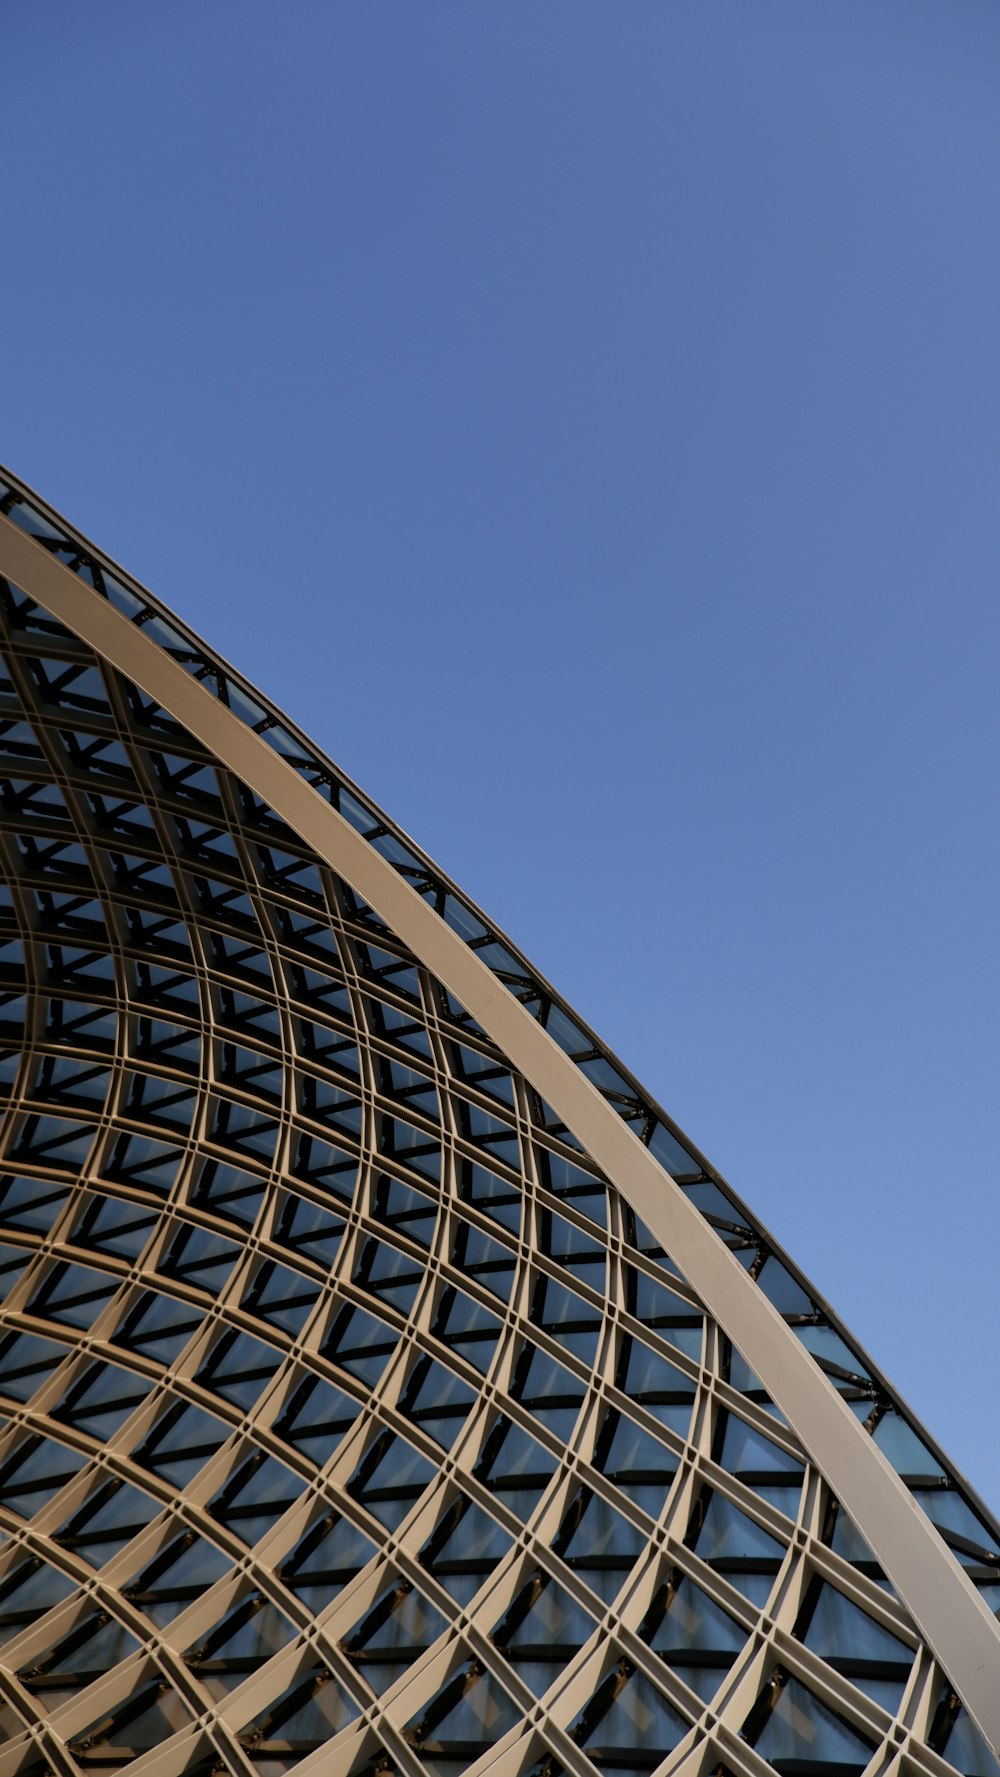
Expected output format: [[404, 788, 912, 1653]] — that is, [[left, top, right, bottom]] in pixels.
[[693, 1493, 824, 1758], [692, 1443, 806, 1552], [272, 1163, 360, 1273], [0, 1439, 168, 1561], [0, 1522, 96, 1639], [210, 1013, 286, 1063], [227, 824, 327, 940], [240, 1218, 347, 1296], [281, 1101, 361, 1163], [530, 1123, 608, 1181], [637, 1536, 767, 1665], [368, 1086, 443, 1150], [459, 1379, 593, 1517], [283, 986, 357, 1043], [0, 1319, 80, 1422], [110, 1066, 203, 1124], [309, 1551, 451, 1675], [532, 1633, 698, 1772], [676, 1523, 791, 1661], [615, 1310, 706, 1393], [125, 775, 228, 832], [0, 1229, 132, 1314], [154, 1562, 303, 1660], [249, 1483, 388, 1616], [567, 1434, 675, 1547], [403, 1284, 511, 1405], [168, 1312, 292, 1413], [709, 1380, 813, 1472], [704, 1707, 827, 1777], [348, 971, 432, 1039], [50, 1342, 215, 1469], [424, 1409, 553, 1543], [32, 1641, 199, 1761], [0, 1669, 47, 1748], [444, 1171, 523, 1255], [598, 1606, 718, 1734], [761, 1615, 906, 1752], [115, 879, 222, 955], [0, 1432, 129, 1559], [503, 1318, 607, 1436], [301, 1293, 415, 1414], [200, 1068, 286, 1130], [599, 1379, 696, 1470], [795, 1537, 926, 1653], [0, 1529, 100, 1649], [27, 1441, 183, 1549], [208, 1638, 371, 1770], [80, 1170, 197, 1232], [294, 1043, 367, 1100], [100, 1725, 243, 1777], [521, 1244, 617, 1335], [2, 633, 95, 667], [355, 1207, 441, 1281], [0, 1243, 131, 1339], [1, 725, 129, 1176], [533, 1177, 618, 1247], [457, 1601, 575, 1734], [894, 1652, 967, 1770], [466, 1534, 604, 1664], [479, 1726, 598, 1777]]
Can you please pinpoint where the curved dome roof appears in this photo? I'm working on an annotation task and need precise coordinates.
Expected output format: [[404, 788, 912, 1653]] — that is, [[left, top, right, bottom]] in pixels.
[[0, 468, 995, 1777]]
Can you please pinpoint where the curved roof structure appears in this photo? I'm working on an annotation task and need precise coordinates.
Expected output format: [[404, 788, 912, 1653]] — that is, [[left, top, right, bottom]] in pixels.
[[0, 467, 996, 1777]]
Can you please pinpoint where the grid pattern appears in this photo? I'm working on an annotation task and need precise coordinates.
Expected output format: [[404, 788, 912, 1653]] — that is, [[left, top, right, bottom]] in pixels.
[[0, 471, 995, 1597], [0, 484, 992, 1777]]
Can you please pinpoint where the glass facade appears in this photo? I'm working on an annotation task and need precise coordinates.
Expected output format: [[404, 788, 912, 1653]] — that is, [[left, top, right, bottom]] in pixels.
[[0, 467, 995, 1777]]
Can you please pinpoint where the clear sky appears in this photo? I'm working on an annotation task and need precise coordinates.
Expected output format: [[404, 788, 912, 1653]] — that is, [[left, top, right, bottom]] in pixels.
[[4, 4, 998, 1508]]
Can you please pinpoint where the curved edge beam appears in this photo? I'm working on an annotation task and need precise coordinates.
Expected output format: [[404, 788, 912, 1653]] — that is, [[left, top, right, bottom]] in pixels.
[[2, 512, 997, 1753]]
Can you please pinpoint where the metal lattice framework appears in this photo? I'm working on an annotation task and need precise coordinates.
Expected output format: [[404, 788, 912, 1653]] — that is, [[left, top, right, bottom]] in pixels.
[[0, 467, 996, 1777]]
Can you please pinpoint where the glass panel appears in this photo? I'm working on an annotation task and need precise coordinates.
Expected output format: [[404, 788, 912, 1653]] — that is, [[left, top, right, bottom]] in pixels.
[[208, 1449, 299, 1546], [688, 1489, 785, 1604], [748, 1670, 876, 1774], [237, 1661, 360, 1761], [594, 1409, 677, 1518], [474, 1415, 558, 1517], [124, 1533, 233, 1626], [195, 1328, 284, 1409], [419, 1493, 514, 1607], [570, 1664, 690, 1769], [399, 1355, 477, 1450], [490, 1566, 595, 1689], [642, 1570, 744, 1667], [404, 1661, 520, 1764], [872, 1411, 946, 1478], [347, 1430, 437, 1530], [273, 1371, 361, 1466], [51, 1359, 149, 1439], [53, 1475, 161, 1566], [0, 1556, 77, 1644], [938, 1700, 1000, 1777], [185, 1589, 298, 1699], [0, 1329, 70, 1402], [279, 1511, 377, 1613], [793, 1573, 912, 1709], [553, 1486, 646, 1604], [0, 1176, 68, 1235], [342, 1572, 449, 1694]]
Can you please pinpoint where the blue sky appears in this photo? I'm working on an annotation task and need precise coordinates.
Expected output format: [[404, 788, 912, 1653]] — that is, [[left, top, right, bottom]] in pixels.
[[4, 3, 999, 1506]]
